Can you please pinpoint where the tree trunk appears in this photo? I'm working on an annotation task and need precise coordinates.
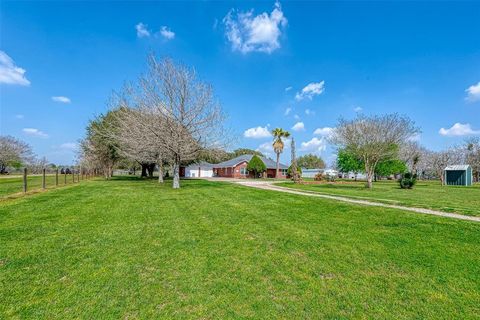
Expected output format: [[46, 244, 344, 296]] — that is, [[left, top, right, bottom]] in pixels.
[[366, 171, 374, 188], [141, 163, 148, 177], [157, 159, 164, 183], [147, 163, 155, 178], [172, 155, 180, 189], [365, 160, 374, 188], [276, 152, 280, 179]]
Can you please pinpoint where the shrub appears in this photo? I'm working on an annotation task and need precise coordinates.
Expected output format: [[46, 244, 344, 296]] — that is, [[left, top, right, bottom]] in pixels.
[[287, 164, 302, 177], [314, 172, 323, 181], [325, 174, 336, 182], [399, 172, 417, 189], [246, 155, 266, 178]]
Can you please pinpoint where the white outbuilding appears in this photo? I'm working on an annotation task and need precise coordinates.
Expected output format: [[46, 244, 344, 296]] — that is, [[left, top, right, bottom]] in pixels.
[[182, 161, 214, 178]]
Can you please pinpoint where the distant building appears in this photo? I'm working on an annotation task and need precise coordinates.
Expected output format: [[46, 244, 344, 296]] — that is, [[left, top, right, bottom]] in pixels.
[[301, 168, 339, 179], [213, 154, 288, 179], [301, 168, 322, 178]]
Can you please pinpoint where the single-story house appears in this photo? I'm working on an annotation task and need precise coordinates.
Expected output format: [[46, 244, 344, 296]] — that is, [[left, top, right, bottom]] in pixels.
[[213, 154, 288, 179], [180, 161, 214, 178], [444, 165, 473, 186]]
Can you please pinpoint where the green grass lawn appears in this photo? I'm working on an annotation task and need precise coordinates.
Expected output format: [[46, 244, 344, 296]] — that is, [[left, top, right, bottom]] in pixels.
[[0, 174, 78, 198], [278, 180, 480, 217], [1, 177, 479, 319]]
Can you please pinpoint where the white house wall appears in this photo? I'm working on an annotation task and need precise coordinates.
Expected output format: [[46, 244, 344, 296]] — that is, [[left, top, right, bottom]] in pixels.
[[185, 169, 213, 178]]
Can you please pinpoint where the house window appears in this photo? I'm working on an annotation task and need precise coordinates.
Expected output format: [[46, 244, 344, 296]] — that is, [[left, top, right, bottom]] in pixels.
[[281, 169, 288, 176], [240, 168, 248, 175]]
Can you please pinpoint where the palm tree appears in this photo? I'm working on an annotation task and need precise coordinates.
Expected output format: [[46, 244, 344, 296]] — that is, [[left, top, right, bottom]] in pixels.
[[271, 128, 291, 178]]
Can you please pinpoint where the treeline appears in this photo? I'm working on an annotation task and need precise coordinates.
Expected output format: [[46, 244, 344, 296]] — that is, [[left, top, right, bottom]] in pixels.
[[0, 135, 69, 175]]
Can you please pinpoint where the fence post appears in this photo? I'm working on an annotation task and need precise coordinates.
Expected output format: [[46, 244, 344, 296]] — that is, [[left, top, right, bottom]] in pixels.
[[23, 168, 27, 193], [72, 169, 75, 183], [56, 169, 59, 186], [64, 170, 67, 185], [42, 168, 46, 189]]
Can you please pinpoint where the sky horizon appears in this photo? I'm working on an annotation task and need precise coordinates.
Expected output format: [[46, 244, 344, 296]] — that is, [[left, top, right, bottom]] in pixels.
[[1, 1, 479, 166]]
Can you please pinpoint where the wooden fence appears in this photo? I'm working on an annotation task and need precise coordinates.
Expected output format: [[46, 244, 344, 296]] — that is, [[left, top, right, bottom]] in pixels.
[[20, 168, 97, 193]]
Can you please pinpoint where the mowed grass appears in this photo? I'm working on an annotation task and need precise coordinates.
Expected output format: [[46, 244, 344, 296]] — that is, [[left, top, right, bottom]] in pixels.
[[279, 180, 480, 217], [1, 178, 479, 319], [0, 174, 77, 198]]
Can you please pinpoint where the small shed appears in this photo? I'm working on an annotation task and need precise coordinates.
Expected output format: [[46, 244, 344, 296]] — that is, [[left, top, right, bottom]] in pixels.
[[444, 165, 473, 186]]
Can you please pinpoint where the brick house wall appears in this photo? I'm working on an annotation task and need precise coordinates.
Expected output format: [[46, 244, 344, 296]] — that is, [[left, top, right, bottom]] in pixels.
[[214, 161, 287, 179]]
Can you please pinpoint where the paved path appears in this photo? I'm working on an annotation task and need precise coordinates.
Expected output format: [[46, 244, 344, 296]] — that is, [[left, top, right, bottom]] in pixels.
[[232, 180, 480, 223]]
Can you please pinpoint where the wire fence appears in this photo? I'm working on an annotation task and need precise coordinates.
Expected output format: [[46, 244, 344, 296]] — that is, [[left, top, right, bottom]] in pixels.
[[0, 168, 98, 199]]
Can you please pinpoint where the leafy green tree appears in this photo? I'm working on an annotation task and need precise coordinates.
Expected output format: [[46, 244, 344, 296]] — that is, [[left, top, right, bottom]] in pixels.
[[337, 149, 363, 180], [81, 110, 122, 179], [375, 159, 407, 177], [297, 154, 325, 169], [246, 155, 266, 178]]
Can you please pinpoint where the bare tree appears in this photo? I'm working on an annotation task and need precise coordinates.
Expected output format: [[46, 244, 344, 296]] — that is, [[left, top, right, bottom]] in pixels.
[[0, 135, 34, 173], [110, 104, 167, 182], [427, 148, 463, 185], [110, 55, 226, 188], [399, 141, 427, 175], [331, 114, 419, 188], [463, 137, 480, 182]]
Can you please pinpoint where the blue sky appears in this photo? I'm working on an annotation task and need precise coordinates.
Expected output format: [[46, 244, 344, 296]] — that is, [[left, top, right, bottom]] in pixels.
[[1, 1, 479, 165]]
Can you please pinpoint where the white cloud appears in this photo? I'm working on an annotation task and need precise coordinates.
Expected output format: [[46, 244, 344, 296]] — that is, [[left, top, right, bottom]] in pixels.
[[295, 81, 325, 101], [160, 26, 175, 40], [244, 126, 271, 138], [22, 128, 48, 138], [305, 108, 315, 116], [256, 142, 273, 156], [291, 122, 305, 131], [284, 107, 291, 116], [0, 51, 30, 86], [285, 86, 292, 92], [52, 96, 71, 103], [439, 123, 480, 136], [313, 127, 334, 137], [223, 1, 287, 54], [135, 22, 151, 38], [300, 137, 327, 153], [15, 114, 24, 119], [59, 142, 78, 150], [354, 106, 363, 112], [294, 114, 300, 120], [465, 82, 480, 102]]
